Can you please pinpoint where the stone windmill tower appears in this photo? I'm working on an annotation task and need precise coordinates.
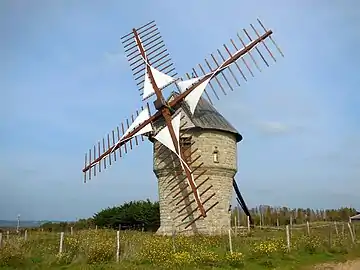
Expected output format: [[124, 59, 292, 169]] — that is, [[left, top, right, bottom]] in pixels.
[[81, 20, 283, 234], [153, 94, 242, 235]]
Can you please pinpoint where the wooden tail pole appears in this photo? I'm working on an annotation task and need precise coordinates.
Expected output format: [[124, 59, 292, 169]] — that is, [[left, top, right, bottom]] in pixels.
[[233, 178, 253, 225]]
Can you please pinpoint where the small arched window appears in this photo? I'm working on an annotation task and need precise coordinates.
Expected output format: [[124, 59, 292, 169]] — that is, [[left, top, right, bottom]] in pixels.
[[213, 147, 219, 163]]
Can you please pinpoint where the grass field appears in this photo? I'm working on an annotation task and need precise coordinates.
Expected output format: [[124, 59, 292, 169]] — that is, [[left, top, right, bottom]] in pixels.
[[0, 222, 359, 269]]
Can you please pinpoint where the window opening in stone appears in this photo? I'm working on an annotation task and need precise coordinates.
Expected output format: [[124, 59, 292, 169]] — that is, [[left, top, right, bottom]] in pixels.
[[180, 136, 192, 163], [213, 146, 219, 163]]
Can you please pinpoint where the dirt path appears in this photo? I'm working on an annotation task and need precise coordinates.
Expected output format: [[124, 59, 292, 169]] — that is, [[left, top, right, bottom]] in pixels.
[[312, 259, 360, 270]]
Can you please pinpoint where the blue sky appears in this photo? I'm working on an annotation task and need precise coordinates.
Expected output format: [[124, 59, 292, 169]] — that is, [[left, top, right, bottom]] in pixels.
[[1, 0, 359, 221]]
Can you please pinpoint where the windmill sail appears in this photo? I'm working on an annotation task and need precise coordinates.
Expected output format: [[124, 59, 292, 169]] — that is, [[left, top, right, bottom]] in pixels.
[[121, 20, 178, 100], [82, 104, 154, 182], [183, 78, 211, 115], [177, 18, 283, 106], [153, 112, 181, 154], [177, 77, 204, 93], [119, 107, 153, 142], [143, 66, 177, 99]]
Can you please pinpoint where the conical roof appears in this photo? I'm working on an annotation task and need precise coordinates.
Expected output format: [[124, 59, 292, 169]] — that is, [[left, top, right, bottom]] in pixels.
[[154, 92, 242, 142]]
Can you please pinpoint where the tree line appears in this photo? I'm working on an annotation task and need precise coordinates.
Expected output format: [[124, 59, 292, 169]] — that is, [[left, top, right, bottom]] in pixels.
[[37, 200, 358, 232], [232, 205, 358, 227], [39, 199, 159, 232]]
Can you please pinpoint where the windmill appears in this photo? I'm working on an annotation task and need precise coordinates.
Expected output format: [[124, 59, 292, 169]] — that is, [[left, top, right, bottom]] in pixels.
[[82, 19, 283, 234]]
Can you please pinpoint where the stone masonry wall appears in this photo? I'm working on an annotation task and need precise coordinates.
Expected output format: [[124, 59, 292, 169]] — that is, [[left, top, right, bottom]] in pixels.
[[153, 127, 238, 235]]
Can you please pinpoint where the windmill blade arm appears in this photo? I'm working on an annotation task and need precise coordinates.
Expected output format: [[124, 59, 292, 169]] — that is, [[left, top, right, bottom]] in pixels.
[[175, 20, 284, 109], [170, 29, 272, 109], [121, 20, 178, 99], [82, 105, 159, 181], [83, 135, 131, 173], [211, 30, 273, 78]]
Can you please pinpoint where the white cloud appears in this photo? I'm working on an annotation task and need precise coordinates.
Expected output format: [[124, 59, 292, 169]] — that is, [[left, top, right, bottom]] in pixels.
[[104, 51, 127, 65], [256, 121, 289, 134]]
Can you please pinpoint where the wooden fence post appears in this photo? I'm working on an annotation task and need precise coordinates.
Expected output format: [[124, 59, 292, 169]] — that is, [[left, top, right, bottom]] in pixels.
[[0, 232, 2, 248], [24, 230, 28, 241], [59, 232, 64, 254], [306, 221, 310, 235], [6, 231, 9, 241], [348, 223, 355, 244], [328, 223, 332, 247], [116, 230, 120, 262], [286, 225, 291, 252], [352, 224, 356, 239], [334, 221, 338, 235], [228, 229, 233, 254], [247, 216, 250, 233]]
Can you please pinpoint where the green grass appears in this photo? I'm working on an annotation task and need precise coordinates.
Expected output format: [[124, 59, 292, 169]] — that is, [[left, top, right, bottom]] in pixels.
[[0, 223, 359, 269]]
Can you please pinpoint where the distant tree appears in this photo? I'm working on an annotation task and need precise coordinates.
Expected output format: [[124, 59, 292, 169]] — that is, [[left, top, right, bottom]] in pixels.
[[92, 199, 160, 232], [73, 218, 94, 230], [40, 221, 65, 232]]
